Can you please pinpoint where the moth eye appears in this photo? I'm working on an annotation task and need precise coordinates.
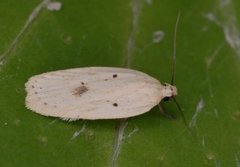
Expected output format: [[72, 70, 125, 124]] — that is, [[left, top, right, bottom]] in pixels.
[[112, 74, 118, 78], [163, 97, 170, 101]]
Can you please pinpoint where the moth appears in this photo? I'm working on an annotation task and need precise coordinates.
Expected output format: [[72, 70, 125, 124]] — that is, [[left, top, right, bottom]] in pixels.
[[25, 13, 187, 124], [25, 67, 178, 120]]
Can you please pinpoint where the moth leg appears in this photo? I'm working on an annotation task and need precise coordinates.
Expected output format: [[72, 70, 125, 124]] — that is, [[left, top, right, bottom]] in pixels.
[[158, 103, 176, 119]]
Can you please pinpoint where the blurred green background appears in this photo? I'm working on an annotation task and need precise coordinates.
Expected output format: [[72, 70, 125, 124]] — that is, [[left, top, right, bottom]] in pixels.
[[1, 0, 240, 166]]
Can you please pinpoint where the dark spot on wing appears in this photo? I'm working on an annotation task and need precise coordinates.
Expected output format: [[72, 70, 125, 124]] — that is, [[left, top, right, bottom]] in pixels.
[[113, 103, 118, 107], [44, 102, 48, 105], [113, 74, 118, 78], [34, 92, 38, 94], [104, 79, 108, 81], [31, 85, 35, 88], [81, 82, 85, 85], [72, 86, 88, 96]]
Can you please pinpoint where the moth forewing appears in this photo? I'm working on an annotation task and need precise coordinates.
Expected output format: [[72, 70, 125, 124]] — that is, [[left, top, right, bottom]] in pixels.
[[25, 67, 167, 120]]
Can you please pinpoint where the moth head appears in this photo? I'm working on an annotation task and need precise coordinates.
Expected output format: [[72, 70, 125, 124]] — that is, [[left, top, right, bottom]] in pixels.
[[162, 83, 177, 100]]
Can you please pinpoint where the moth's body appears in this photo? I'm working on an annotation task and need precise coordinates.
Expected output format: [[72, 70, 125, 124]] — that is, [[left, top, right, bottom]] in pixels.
[[25, 67, 177, 121]]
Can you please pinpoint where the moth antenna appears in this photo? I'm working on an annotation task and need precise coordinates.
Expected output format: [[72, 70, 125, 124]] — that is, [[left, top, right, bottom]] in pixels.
[[170, 14, 190, 131], [172, 97, 191, 131], [171, 12, 181, 85]]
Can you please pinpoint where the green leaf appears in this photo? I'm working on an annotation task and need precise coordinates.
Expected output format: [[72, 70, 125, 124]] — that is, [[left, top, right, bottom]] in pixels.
[[1, 0, 240, 167]]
